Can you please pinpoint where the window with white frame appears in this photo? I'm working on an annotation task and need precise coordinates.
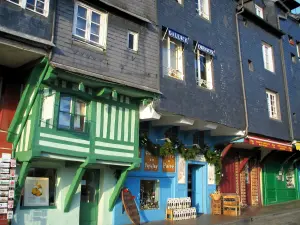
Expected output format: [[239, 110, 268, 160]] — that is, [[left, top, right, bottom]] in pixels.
[[195, 50, 213, 89], [73, 2, 108, 47], [297, 41, 300, 59], [6, 0, 49, 16], [197, 0, 210, 20], [262, 42, 274, 72], [255, 4, 263, 19], [266, 90, 280, 120], [163, 37, 184, 80], [127, 31, 139, 51], [177, 0, 183, 4]]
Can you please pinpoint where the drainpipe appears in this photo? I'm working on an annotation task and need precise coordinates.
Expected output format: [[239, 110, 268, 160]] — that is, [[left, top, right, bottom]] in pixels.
[[277, 13, 294, 142], [235, 1, 249, 140]]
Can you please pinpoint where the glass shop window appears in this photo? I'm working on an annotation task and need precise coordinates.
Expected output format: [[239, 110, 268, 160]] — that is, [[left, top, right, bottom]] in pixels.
[[58, 95, 87, 132], [21, 168, 57, 207], [140, 180, 159, 210]]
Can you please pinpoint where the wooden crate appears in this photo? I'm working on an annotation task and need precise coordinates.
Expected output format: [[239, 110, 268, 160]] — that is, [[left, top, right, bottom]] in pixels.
[[211, 199, 222, 215], [223, 195, 240, 207], [166, 209, 174, 221], [223, 206, 240, 216]]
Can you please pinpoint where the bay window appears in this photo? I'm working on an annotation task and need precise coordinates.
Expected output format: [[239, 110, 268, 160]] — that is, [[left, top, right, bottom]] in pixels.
[[58, 95, 87, 132]]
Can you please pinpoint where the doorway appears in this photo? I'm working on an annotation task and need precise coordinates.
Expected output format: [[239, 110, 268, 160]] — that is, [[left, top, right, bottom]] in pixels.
[[188, 164, 204, 213], [80, 169, 100, 225]]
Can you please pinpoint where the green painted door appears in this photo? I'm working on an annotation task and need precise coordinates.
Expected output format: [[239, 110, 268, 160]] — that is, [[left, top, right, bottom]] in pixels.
[[80, 169, 100, 225]]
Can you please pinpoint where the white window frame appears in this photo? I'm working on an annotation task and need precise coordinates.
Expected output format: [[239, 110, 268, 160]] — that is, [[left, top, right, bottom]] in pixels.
[[177, 0, 183, 4], [127, 31, 139, 52], [167, 37, 184, 80], [73, 1, 108, 48], [255, 4, 263, 19], [262, 42, 275, 73], [196, 50, 213, 90], [197, 0, 210, 20], [266, 90, 280, 120], [297, 41, 300, 59], [6, 0, 49, 17]]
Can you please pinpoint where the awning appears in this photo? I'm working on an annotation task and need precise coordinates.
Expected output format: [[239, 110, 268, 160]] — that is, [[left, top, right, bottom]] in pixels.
[[244, 135, 292, 152], [167, 28, 189, 44], [196, 42, 215, 56]]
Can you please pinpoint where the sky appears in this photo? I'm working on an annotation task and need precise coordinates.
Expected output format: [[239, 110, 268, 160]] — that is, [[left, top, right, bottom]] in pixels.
[[292, 0, 300, 14]]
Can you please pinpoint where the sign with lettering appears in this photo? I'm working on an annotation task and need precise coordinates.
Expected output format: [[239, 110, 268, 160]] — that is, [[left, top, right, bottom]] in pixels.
[[144, 151, 159, 172], [0, 209, 7, 214], [168, 29, 189, 44], [246, 136, 292, 152], [197, 43, 215, 56], [208, 164, 216, 185], [178, 156, 186, 184], [0, 169, 9, 174], [0, 197, 8, 202], [121, 188, 140, 225], [0, 203, 7, 208], [0, 164, 9, 168], [163, 155, 176, 173]]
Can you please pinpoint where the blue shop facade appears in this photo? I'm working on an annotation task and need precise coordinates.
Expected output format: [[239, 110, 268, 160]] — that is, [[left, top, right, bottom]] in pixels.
[[113, 121, 240, 224]]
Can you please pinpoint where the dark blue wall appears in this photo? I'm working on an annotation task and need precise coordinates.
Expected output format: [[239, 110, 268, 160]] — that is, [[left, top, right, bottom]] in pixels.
[[157, 0, 245, 130], [239, 14, 290, 140], [0, 0, 54, 41], [280, 16, 300, 140]]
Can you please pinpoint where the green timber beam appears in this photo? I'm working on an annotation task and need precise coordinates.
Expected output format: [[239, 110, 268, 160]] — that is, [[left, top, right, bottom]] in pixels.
[[64, 158, 94, 212], [108, 163, 137, 212], [7, 58, 50, 150], [96, 87, 112, 98], [14, 161, 31, 208]]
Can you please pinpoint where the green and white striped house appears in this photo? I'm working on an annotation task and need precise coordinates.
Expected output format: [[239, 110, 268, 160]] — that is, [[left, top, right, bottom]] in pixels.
[[7, 58, 159, 216]]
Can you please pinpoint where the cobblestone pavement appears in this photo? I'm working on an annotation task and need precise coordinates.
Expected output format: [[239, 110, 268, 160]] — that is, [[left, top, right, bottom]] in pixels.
[[143, 201, 300, 225]]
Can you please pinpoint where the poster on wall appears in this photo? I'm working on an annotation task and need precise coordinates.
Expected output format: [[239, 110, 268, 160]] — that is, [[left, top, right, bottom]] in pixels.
[[24, 177, 49, 207], [286, 168, 295, 189], [178, 156, 186, 184], [208, 164, 216, 185], [144, 150, 159, 171], [163, 155, 176, 173]]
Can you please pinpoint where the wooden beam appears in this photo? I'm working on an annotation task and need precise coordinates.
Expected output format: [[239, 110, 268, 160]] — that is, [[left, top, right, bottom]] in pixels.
[[64, 159, 90, 212], [221, 143, 233, 160], [239, 157, 250, 173], [14, 161, 31, 208], [109, 163, 137, 212]]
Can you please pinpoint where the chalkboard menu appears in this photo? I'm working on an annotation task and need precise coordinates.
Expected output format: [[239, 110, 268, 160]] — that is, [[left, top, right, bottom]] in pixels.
[[163, 155, 176, 173], [121, 188, 140, 225], [144, 151, 158, 171]]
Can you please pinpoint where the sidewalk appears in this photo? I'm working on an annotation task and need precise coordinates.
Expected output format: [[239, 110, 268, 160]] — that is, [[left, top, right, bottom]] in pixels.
[[143, 200, 300, 225]]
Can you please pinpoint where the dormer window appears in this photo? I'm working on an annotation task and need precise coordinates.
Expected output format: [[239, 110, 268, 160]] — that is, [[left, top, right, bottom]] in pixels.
[[255, 5, 263, 19]]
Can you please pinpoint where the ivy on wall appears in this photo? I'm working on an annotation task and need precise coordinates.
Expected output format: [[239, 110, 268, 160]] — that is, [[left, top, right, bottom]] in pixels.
[[139, 134, 222, 184]]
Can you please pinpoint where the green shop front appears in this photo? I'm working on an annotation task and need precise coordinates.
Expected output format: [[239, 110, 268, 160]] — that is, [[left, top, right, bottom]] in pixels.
[[262, 148, 300, 206], [6, 58, 158, 225]]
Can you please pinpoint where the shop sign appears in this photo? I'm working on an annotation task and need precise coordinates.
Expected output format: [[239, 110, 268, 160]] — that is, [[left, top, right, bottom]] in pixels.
[[246, 136, 292, 152], [0, 197, 8, 202], [163, 155, 176, 173], [0, 187, 9, 191], [144, 151, 159, 172], [178, 156, 186, 184], [0, 209, 7, 214], [7, 211, 13, 219], [197, 43, 215, 56], [24, 177, 49, 207], [0, 163, 10, 168], [0, 181, 9, 186], [0, 203, 7, 208], [0, 174, 10, 180], [168, 29, 189, 44], [0, 169, 10, 174]]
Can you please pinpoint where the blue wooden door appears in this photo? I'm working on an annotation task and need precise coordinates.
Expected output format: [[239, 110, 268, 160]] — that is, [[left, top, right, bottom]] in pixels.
[[192, 165, 204, 214]]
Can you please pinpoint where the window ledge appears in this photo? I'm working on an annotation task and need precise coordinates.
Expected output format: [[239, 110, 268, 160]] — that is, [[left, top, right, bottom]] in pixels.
[[196, 85, 215, 92], [72, 37, 106, 53], [196, 14, 211, 23], [163, 74, 185, 83], [20, 206, 57, 210], [269, 117, 282, 123]]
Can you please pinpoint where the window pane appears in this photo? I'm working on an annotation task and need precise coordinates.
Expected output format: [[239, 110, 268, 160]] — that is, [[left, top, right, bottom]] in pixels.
[[128, 33, 134, 50], [76, 29, 85, 38], [75, 100, 86, 116], [76, 17, 87, 31], [60, 96, 71, 112], [91, 23, 100, 35], [170, 42, 177, 69], [90, 34, 99, 43], [92, 12, 100, 24], [74, 115, 85, 132], [58, 112, 71, 129], [78, 6, 87, 18], [200, 54, 207, 80], [36, 1, 44, 13], [140, 180, 159, 210], [26, 0, 35, 10]]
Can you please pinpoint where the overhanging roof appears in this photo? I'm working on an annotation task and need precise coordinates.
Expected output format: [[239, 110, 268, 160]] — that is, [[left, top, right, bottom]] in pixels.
[[280, 0, 300, 10]]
